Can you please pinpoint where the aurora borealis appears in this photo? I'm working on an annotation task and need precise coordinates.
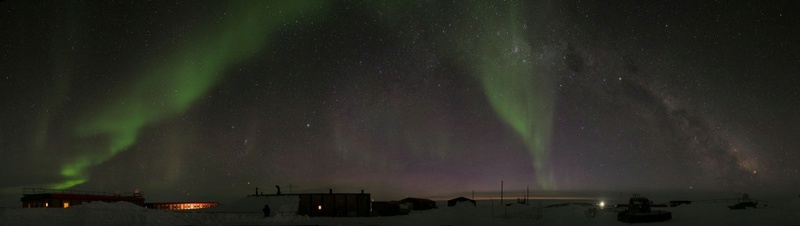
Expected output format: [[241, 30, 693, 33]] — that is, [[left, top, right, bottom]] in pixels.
[[2, 1, 799, 204]]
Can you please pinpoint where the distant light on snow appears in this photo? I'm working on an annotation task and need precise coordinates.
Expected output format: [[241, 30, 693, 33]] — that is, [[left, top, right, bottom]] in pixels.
[[599, 201, 605, 209]]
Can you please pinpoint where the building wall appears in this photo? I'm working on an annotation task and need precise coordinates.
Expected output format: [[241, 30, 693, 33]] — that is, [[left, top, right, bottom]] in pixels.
[[21, 193, 145, 208], [146, 202, 219, 210], [297, 193, 371, 217]]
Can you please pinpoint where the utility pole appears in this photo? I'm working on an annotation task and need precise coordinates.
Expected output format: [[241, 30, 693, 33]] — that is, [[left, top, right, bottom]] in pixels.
[[500, 180, 504, 206], [526, 185, 529, 204], [501, 180, 505, 218]]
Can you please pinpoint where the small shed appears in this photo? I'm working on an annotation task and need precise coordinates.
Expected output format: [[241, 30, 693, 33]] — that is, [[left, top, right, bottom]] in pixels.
[[447, 196, 476, 207], [399, 197, 437, 210]]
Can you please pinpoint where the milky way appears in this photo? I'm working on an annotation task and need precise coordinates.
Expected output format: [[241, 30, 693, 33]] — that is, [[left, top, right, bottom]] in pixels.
[[1, 1, 799, 202]]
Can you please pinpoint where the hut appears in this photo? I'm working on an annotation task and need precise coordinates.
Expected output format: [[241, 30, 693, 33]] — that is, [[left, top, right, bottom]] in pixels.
[[399, 197, 437, 210], [447, 196, 476, 207]]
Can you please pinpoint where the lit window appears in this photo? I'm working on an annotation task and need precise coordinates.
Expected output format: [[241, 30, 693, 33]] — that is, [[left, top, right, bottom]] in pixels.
[[63, 202, 70, 208], [45, 203, 49, 207], [318, 205, 322, 210]]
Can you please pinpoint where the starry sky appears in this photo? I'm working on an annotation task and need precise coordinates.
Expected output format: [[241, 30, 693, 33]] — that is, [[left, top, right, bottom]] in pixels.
[[1, 1, 799, 203]]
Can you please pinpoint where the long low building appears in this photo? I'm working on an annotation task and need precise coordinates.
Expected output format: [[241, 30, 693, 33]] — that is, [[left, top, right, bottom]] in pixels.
[[21, 188, 218, 210], [20, 188, 145, 208], [145, 202, 219, 210]]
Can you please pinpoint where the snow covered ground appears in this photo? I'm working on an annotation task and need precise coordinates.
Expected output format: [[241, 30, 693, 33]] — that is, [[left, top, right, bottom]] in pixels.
[[2, 195, 799, 225]]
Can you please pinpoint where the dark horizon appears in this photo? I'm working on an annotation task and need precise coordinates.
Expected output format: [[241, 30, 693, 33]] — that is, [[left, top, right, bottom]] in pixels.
[[2, 185, 792, 208], [2, 1, 799, 205]]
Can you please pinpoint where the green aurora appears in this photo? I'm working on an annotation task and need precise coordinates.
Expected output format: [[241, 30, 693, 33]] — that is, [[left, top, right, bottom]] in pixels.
[[53, 1, 331, 189], [467, 1, 556, 189], [48, 0, 555, 190], [356, 0, 557, 189]]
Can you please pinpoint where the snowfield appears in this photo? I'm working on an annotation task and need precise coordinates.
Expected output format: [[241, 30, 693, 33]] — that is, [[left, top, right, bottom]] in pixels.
[[2, 196, 799, 225]]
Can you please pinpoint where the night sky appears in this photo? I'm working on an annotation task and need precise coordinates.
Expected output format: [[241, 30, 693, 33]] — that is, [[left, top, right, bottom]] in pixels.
[[2, 1, 799, 203]]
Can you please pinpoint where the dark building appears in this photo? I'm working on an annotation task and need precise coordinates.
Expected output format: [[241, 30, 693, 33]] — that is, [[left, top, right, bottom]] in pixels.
[[447, 196, 476, 207], [296, 193, 371, 217], [399, 197, 437, 210], [20, 188, 145, 208]]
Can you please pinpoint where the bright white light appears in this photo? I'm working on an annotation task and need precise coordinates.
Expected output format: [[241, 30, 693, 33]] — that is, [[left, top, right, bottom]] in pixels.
[[318, 205, 322, 210], [599, 201, 605, 208]]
